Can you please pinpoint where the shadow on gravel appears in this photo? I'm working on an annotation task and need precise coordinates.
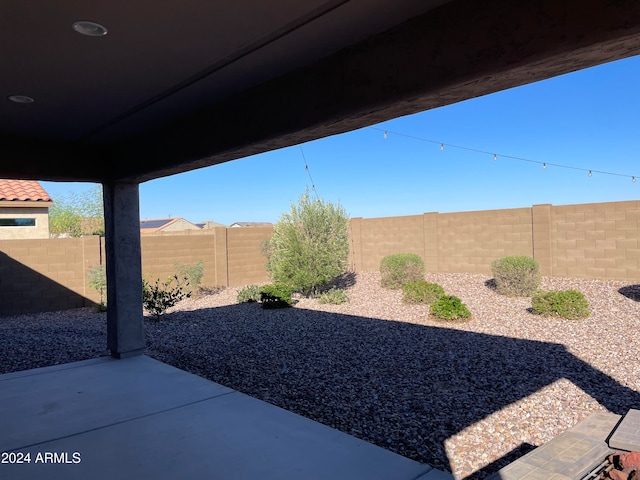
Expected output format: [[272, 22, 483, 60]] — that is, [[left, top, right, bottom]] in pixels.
[[143, 303, 640, 479], [484, 278, 497, 291], [619, 284, 640, 302], [325, 271, 357, 290]]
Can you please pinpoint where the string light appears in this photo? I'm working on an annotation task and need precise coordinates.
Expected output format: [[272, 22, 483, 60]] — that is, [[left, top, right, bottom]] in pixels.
[[300, 146, 320, 199], [383, 130, 387, 139], [369, 127, 639, 184]]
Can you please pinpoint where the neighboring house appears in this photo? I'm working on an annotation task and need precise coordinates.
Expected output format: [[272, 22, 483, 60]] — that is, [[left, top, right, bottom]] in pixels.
[[229, 222, 272, 228], [140, 217, 201, 234], [195, 221, 226, 229], [0, 179, 52, 239]]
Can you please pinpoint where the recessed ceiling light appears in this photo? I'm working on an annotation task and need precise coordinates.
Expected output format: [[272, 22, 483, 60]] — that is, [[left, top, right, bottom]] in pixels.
[[8, 95, 34, 104], [72, 21, 108, 37]]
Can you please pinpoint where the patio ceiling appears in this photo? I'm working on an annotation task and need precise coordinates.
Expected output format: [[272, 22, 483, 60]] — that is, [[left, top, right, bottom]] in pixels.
[[2, 0, 640, 183]]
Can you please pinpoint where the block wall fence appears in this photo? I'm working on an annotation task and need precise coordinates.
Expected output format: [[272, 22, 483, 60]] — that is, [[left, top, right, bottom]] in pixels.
[[1, 200, 639, 316]]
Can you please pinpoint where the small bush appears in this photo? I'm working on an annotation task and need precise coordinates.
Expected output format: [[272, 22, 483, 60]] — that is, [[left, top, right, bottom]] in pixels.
[[260, 284, 293, 309], [317, 287, 349, 305], [402, 281, 445, 305], [491, 256, 541, 296], [531, 290, 591, 320], [237, 284, 262, 303], [430, 295, 471, 321], [174, 260, 204, 294], [87, 264, 107, 311], [380, 253, 425, 289], [142, 275, 191, 319]]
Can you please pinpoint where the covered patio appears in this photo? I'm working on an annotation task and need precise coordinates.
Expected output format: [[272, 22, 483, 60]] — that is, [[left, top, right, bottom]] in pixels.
[[3, 1, 640, 478]]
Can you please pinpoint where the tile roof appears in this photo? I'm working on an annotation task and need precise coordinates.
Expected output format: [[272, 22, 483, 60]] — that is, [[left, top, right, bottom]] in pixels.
[[230, 222, 273, 227], [0, 179, 52, 202]]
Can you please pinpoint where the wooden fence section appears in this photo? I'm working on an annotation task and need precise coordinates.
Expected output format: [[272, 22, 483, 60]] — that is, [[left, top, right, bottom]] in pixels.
[[1, 200, 639, 315]]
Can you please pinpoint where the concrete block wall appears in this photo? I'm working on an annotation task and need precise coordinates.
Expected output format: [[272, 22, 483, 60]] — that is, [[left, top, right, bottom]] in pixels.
[[1, 200, 639, 316], [0, 236, 102, 316], [353, 215, 425, 271], [435, 207, 533, 274], [550, 200, 640, 280], [139, 226, 272, 288], [140, 229, 218, 286], [226, 226, 272, 287]]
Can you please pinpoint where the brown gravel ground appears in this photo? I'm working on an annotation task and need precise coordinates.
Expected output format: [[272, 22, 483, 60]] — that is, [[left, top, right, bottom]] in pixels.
[[1, 271, 639, 479]]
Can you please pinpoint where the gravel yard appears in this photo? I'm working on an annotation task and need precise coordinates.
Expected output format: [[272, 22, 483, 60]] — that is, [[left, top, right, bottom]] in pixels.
[[1, 271, 639, 479]]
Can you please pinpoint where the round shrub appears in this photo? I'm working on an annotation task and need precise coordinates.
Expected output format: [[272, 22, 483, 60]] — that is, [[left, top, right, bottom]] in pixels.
[[402, 281, 445, 304], [263, 189, 349, 297], [317, 287, 349, 305], [237, 284, 262, 303], [142, 275, 191, 320], [380, 253, 425, 289], [491, 256, 541, 297], [430, 295, 471, 321], [260, 284, 293, 309], [531, 290, 590, 320]]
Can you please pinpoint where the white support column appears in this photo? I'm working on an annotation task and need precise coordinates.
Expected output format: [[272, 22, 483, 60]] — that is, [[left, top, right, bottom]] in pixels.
[[103, 181, 145, 358]]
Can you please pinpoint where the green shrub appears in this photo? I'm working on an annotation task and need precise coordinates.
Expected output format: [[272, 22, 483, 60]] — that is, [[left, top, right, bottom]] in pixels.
[[491, 256, 541, 296], [263, 189, 350, 297], [531, 290, 591, 320], [173, 260, 204, 294], [87, 264, 107, 311], [142, 275, 191, 319], [237, 284, 262, 303], [260, 284, 293, 309], [430, 295, 471, 321], [380, 253, 425, 289], [317, 287, 349, 305], [402, 281, 445, 304]]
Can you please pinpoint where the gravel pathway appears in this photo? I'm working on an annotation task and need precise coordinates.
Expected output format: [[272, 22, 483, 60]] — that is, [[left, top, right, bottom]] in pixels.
[[1, 271, 639, 479]]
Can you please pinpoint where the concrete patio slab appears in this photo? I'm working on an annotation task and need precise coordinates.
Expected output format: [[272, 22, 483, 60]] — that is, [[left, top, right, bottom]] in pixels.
[[0, 355, 435, 480], [608, 409, 640, 451], [489, 431, 613, 480], [569, 412, 622, 442], [0, 355, 233, 452], [487, 411, 640, 480]]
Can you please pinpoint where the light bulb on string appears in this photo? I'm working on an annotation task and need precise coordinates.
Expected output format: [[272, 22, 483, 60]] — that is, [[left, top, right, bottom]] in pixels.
[[366, 126, 638, 188]]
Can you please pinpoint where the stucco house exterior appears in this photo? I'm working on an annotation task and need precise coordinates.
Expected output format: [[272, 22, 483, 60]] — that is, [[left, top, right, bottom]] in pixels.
[[140, 217, 201, 234], [195, 221, 226, 229], [0, 179, 52, 239]]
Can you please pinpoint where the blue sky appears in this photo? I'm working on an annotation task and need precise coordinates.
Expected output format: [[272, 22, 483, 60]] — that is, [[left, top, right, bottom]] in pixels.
[[42, 55, 640, 226]]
